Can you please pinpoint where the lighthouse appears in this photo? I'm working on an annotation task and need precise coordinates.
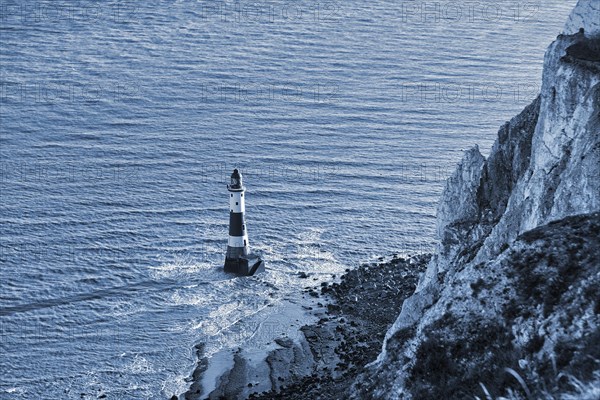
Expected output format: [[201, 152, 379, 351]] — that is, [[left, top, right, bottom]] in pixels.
[[224, 169, 265, 275]]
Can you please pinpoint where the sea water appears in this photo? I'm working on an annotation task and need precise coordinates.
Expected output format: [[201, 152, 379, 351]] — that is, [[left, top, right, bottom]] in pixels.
[[0, 1, 575, 397]]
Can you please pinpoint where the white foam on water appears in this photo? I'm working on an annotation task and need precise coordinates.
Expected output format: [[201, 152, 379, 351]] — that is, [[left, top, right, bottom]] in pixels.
[[147, 258, 222, 281], [4, 387, 26, 395], [161, 373, 191, 400], [109, 300, 146, 317]]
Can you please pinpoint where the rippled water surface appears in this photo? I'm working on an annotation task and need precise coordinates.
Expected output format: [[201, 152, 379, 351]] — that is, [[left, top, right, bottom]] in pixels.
[[0, 1, 575, 397]]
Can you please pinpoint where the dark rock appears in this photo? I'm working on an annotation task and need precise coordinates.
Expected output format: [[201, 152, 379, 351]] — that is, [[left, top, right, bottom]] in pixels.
[[248, 254, 429, 400]]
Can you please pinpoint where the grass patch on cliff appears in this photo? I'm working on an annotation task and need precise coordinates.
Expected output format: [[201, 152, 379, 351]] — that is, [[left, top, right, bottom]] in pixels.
[[407, 319, 600, 400], [406, 315, 522, 400], [481, 328, 600, 400], [548, 328, 600, 387], [507, 213, 599, 319], [490, 213, 600, 399]]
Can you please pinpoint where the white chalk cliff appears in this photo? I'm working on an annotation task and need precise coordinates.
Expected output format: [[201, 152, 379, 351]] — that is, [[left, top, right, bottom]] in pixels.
[[356, 0, 600, 398]]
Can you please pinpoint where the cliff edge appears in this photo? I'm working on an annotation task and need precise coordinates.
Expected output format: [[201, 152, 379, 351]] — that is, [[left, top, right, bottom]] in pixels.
[[356, 0, 600, 398]]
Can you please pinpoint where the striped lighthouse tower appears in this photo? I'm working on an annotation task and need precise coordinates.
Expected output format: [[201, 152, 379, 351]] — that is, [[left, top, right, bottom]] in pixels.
[[224, 169, 265, 275], [226, 169, 249, 261]]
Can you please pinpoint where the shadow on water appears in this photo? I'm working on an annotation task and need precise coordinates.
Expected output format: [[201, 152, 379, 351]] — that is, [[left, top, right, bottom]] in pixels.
[[0, 269, 243, 317], [0, 278, 180, 317]]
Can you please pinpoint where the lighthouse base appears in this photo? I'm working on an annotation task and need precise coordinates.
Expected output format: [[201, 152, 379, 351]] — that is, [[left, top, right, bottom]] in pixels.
[[224, 254, 265, 276]]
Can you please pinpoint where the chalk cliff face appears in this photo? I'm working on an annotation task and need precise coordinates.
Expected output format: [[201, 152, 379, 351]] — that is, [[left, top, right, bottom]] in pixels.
[[564, 0, 600, 36], [357, 0, 600, 398]]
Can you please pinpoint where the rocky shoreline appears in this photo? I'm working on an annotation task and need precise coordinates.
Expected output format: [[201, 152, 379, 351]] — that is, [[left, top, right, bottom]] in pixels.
[[250, 254, 430, 400], [181, 254, 429, 400]]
